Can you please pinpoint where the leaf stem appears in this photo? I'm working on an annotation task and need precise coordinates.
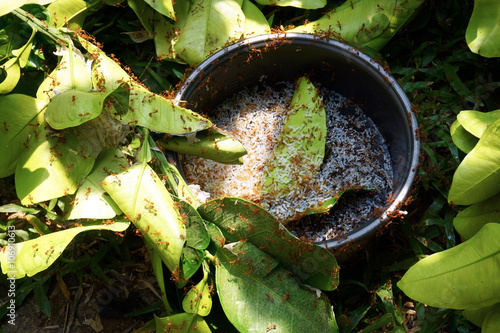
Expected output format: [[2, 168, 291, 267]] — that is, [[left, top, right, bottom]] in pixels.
[[12, 8, 70, 46]]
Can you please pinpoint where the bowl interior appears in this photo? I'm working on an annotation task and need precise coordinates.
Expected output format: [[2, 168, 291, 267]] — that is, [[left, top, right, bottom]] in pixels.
[[176, 33, 419, 249]]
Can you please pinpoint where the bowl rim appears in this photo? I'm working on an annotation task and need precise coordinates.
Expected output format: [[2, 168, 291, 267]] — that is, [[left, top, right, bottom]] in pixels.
[[175, 32, 420, 250]]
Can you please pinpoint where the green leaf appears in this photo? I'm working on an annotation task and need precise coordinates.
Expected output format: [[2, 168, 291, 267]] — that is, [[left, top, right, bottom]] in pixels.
[[174, 0, 245, 65], [159, 128, 247, 163], [375, 284, 404, 327], [148, 135, 199, 205], [457, 109, 500, 138], [34, 281, 51, 316], [153, 0, 191, 60], [254, 0, 326, 9], [0, 204, 40, 215], [47, 0, 91, 28], [0, 221, 130, 279], [0, 29, 35, 94], [198, 197, 339, 290], [64, 148, 125, 220], [138, 128, 152, 163], [175, 198, 210, 250], [37, 42, 93, 101], [216, 243, 338, 333], [26, 214, 52, 235], [15, 127, 95, 205], [0, 1, 54, 18], [288, 0, 425, 51], [0, 58, 21, 94], [114, 83, 212, 134], [0, 94, 46, 178], [453, 192, 500, 240], [359, 313, 394, 333], [341, 304, 371, 333], [45, 88, 121, 130], [182, 261, 212, 316], [147, 243, 175, 315], [450, 119, 478, 154], [463, 302, 500, 328], [180, 247, 205, 284], [466, 0, 500, 58], [0, 22, 23, 58], [448, 118, 500, 205], [241, 0, 271, 36], [144, 0, 175, 20], [128, 0, 156, 37], [398, 223, 500, 310], [78, 37, 130, 92], [443, 63, 482, 106], [79, 35, 213, 135], [102, 163, 186, 273], [483, 303, 500, 332], [155, 312, 211, 332]]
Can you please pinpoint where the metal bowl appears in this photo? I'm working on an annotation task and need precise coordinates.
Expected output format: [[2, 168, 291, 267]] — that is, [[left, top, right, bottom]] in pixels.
[[174, 33, 420, 251]]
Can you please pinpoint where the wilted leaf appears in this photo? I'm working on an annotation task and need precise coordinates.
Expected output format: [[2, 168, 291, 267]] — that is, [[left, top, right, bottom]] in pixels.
[[262, 76, 326, 197], [0, 221, 130, 279], [398, 223, 500, 310]]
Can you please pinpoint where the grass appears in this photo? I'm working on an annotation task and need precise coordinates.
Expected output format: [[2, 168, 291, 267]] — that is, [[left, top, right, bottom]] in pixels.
[[1, 0, 499, 331]]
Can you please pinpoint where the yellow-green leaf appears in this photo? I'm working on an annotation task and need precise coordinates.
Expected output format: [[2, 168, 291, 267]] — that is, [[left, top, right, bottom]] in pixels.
[[0, 29, 35, 94], [288, 0, 424, 51], [144, 0, 175, 20], [457, 109, 500, 138], [0, 94, 46, 178], [0, 221, 130, 279], [398, 223, 500, 310], [448, 118, 500, 205], [254, 0, 326, 9], [174, 0, 245, 65], [15, 127, 95, 205], [466, 0, 500, 58], [102, 163, 186, 273], [64, 148, 125, 220]]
